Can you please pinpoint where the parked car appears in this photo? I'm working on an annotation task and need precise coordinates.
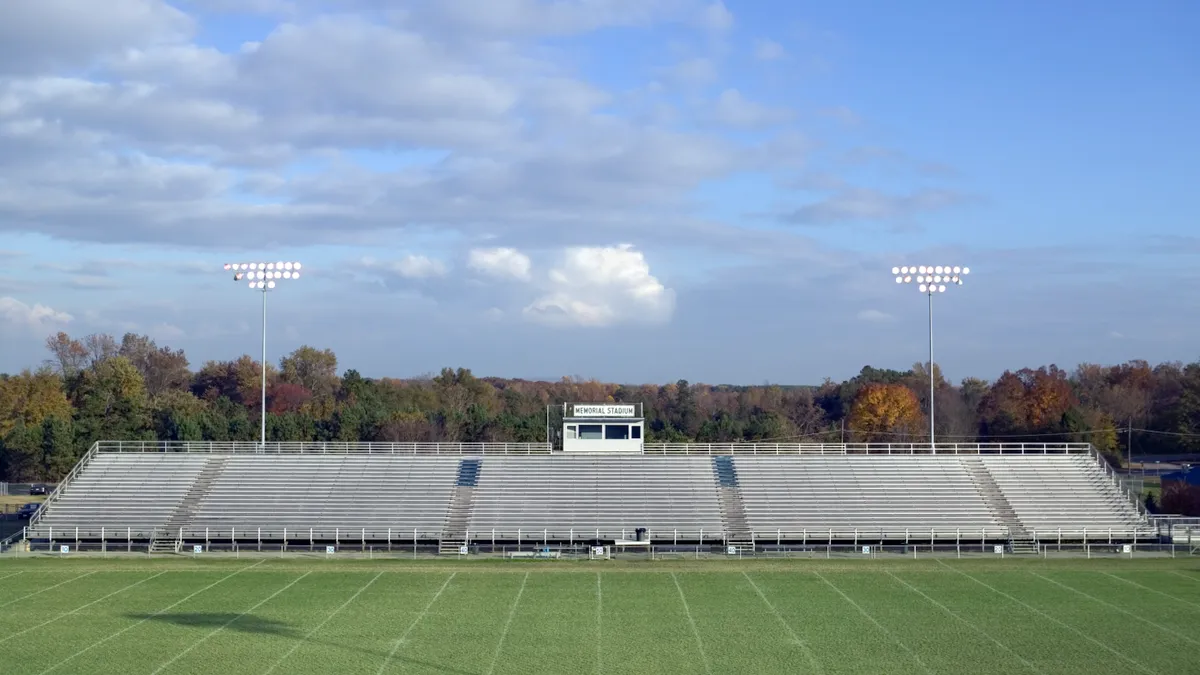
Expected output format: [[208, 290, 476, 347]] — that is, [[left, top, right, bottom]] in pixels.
[[16, 503, 40, 519], [29, 485, 47, 496]]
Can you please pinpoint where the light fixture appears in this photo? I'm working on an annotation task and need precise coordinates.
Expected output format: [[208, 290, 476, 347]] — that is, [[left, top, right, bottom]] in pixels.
[[888, 263, 972, 451], [223, 260, 304, 447]]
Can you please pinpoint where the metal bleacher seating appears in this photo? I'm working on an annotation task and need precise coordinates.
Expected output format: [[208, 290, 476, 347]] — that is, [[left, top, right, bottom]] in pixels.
[[186, 455, 460, 535], [734, 455, 1002, 538], [980, 455, 1150, 537], [467, 455, 724, 540], [29, 453, 209, 537]]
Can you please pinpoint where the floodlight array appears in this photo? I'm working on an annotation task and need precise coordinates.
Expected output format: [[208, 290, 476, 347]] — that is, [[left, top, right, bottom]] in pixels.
[[224, 262, 303, 290], [891, 265, 969, 294]]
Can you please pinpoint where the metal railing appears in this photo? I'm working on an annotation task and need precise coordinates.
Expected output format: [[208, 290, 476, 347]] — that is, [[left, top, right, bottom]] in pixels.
[[1089, 447, 1151, 520], [641, 442, 1093, 455], [95, 440, 554, 455], [27, 443, 100, 530], [94, 440, 1094, 456]]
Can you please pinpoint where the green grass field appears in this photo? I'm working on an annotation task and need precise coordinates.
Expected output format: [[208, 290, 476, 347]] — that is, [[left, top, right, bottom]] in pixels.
[[0, 557, 1197, 674]]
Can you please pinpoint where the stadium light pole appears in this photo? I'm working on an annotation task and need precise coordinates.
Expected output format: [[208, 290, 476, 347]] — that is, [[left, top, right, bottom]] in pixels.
[[891, 264, 969, 452], [223, 261, 303, 447]]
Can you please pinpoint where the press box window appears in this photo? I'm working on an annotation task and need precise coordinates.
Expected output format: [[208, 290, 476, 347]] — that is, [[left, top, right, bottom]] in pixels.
[[578, 424, 603, 439], [565, 425, 577, 439], [604, 424, 630, 440], [631, 426, 641, 439]]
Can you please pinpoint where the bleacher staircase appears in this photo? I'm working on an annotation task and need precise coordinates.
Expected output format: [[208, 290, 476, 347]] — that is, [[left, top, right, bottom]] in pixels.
[[712, 456, 753, 550], [150, 456, 229, 554], [439, 459, 481, 555], [961, 456, 1036, 554]]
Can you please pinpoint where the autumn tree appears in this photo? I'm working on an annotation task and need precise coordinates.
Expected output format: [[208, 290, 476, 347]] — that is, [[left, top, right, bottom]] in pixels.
[[119, 333, 191, 397], [0, 369, 72, 438], [847, 383, 926, 443]]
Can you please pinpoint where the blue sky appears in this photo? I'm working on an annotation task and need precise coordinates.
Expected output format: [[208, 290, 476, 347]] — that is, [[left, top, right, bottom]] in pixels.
[[1, 0, 1198, 384]]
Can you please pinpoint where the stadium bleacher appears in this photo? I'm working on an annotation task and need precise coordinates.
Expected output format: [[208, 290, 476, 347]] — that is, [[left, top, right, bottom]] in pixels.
[[23, 443, 1154, 549]]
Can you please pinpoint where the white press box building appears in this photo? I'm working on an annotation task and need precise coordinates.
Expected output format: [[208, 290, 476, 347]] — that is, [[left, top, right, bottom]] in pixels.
[[562, 403, 645, 453]]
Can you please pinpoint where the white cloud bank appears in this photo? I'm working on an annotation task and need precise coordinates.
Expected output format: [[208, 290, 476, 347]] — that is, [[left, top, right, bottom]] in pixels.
[[523, 244, 675, 327], [468, 247, 532, 281], [0, 296, 73, 330]]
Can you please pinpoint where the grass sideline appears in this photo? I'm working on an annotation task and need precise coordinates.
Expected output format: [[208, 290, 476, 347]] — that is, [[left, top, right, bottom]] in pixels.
[[0, 557, 1196, 674]]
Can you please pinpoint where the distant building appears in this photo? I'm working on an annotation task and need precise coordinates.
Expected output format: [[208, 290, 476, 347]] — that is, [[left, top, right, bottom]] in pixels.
[[1162, 466, 1200, 487]]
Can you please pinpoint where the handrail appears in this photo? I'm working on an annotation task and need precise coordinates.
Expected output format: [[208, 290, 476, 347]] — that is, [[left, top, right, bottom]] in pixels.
[[0, 528, 24, 553], [641, 442, 1093, 455], [92, 440, 1093, 456], [1090, 446, 1150, 521], [94, 441, 553, 455], [28, 442, 100, 530]]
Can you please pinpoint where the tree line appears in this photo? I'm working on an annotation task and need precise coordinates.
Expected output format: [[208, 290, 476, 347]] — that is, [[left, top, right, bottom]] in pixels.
[[2, 331, 1199, 487]]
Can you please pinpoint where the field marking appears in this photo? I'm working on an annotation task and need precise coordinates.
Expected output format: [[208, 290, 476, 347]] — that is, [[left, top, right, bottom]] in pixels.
[[375, 571, 457, 675], [885, 572, 1043, 674], [0, 571, 167, 646], [1102, 572, 1200, 611], [261, 571, 383, 675], [741, 572, 824, 674], [935, 561, 1156, 675], [671, 572, 713, 675], [814, 571, 933, 675], [0, 570, 96, 609], [595, 573, 602, 675], [0, 570, 24, 582], [1030, 572, 1200, 646], [149, 570, 311, 675], [485, 571, 530, 675], [38, 561, 265, 675], [1168, 571, 1199, 583]]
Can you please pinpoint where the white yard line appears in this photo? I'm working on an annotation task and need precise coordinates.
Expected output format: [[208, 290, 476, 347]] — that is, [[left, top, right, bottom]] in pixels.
[[38, 560, 264, 675], [0, 571, 167, 645], [671, 572, 712, 675], [485, 571, 530, 675], [149, 570, 311, 675], [741, 572, 824, 674], [375, 572, 457, 675], [935, 560, 1157, 675], [886, 571, 1043, 674], [0, 570, 96, 609], [814, 571, 933, 675], [1168, 571, 1200, 584], [0, 570, 25, 582], [1031, 572, 1200, 646], [262, 571, 383, 675], [1103, 572, 1200, 611], [595, 572, 603, 675]]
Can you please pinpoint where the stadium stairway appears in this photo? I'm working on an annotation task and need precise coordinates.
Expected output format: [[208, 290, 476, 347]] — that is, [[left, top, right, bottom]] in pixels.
[[440, 458, 482, 554], [712, 456, 753, 549], [151, 456, 230, 553], [961, 456, 1036, 554]]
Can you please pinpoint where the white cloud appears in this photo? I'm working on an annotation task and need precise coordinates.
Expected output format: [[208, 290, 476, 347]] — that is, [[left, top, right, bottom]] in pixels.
[[468, 247, 532, 281], [523, 244, 675, 327], [361, 254, 448, 280], [712, 89, 793, 128], [754, 39, 786, 61], [856, 309, 894, 323], [0, 0, 194, 76], [0, 296, 73, 330], [698, 2, 733, 31]]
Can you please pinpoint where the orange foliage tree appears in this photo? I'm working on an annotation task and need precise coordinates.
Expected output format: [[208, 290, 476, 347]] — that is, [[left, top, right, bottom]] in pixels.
[[847, 383, 926, 443]]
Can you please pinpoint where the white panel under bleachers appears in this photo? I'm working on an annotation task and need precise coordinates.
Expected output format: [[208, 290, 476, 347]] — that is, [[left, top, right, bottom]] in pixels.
[[735, 455, 1000, 537], [981, 455, 1147, 536], [468, 455, 723, 538], [32, 453, 209, 534], [188, 455, 460, 532]]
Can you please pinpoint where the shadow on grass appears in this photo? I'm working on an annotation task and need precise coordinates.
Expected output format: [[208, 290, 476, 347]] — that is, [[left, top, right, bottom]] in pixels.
[[125, 612, 300, 637], [125, 613, 476, 674]]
